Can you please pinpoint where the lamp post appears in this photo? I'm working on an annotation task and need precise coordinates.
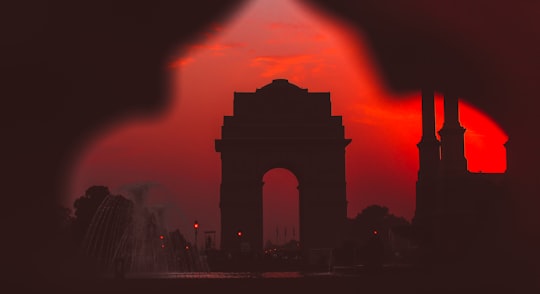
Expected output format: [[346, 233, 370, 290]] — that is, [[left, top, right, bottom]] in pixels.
[[237, 229, 243, 255], [194, 220, 199, 250]]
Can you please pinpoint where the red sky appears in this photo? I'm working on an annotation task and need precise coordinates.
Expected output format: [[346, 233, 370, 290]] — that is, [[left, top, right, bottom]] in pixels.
[[65, 0, 507, 246]]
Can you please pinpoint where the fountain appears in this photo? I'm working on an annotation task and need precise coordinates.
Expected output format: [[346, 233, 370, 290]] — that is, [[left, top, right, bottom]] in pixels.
[[82, 184, 206, 276]]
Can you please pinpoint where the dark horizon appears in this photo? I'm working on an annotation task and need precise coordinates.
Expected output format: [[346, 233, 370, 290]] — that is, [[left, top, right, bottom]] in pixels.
[[64, 79, 508, 274]]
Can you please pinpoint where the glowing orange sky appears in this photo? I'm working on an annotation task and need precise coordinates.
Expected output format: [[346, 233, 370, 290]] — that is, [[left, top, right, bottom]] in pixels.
[[67, 0, 507, 246]]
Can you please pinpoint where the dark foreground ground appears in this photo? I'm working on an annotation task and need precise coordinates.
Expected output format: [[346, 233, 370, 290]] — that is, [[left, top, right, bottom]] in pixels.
[[13, 265, 539, 294]]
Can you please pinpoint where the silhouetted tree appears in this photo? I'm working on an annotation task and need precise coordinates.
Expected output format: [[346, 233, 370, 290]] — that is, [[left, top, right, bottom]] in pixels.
[[342, 204, 411, 265], [354, 204, 409, 231], [355, 205, 389, 229], [72, 185, 110, 245]]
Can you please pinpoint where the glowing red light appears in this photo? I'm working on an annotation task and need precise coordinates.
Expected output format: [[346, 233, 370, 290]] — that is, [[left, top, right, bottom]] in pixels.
[[161, 244, 165, 249], [159, 235, 164, 240], [237, 231, 243, 237], [185, 245, 190, 250], [194, 221, 199, 229], [373, 230, 378, 235]]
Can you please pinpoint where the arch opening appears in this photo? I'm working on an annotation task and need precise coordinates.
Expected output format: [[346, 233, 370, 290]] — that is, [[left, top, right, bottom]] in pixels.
[[262, 168, 300, 252]]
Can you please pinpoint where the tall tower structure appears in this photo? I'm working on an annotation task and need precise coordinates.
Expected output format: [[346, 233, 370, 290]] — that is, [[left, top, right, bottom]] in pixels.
[[414, 89, 440, 225], [436, 93, 471, 260], [438, 93, 467, 175], [414, 89, 440, 254], [415, 89, 508, 264]]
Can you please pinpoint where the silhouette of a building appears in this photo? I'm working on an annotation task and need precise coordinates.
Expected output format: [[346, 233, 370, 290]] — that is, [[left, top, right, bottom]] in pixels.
[[215, 79, 351, 260], [414, 89, 508, 263]]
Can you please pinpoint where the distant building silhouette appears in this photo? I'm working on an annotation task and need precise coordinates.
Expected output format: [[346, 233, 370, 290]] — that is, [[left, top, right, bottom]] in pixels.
[[215, 79, 351, 262], [414, 89, 508, 263]]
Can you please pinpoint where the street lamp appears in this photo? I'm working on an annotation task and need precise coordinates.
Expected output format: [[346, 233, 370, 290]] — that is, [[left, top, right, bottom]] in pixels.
[[236, 229, 243, 255], [194, 220, 199, 250], [159, 234, 165, 249]]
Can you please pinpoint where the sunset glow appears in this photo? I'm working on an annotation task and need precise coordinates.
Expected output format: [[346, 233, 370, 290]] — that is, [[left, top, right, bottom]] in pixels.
[[67, 0, 507, 245]]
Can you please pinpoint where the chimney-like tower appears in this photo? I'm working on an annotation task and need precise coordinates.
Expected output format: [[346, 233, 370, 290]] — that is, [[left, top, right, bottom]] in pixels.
[[438, 93, 467, 175], [414, 89, 440, 229], [417, 89, 440, 177]]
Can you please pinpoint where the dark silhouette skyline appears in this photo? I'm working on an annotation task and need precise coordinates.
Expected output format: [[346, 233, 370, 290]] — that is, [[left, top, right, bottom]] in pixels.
[[63, 0, 508, 255], [3, 0, 540, 292], [66, 80, 510, 276]]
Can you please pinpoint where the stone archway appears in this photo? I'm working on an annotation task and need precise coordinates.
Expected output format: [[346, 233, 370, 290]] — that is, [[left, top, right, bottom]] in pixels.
[[262, 168, 299, 248], [215, 79, 351, 258]]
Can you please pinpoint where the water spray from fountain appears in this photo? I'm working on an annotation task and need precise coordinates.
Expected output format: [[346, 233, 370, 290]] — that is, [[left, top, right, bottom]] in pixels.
[[82, 182, 207, 276]]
